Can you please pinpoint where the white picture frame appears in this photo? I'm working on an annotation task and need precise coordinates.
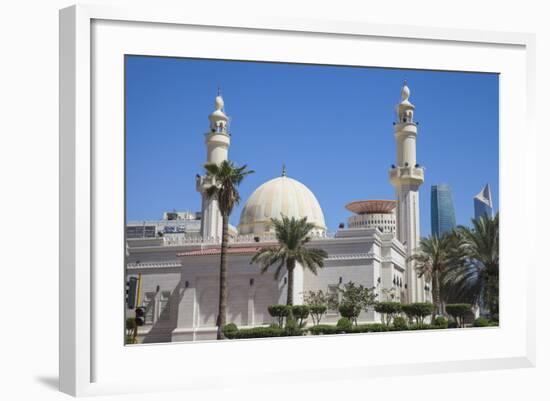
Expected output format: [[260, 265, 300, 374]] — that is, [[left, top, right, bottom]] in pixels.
[[59, 4, 536, 397]]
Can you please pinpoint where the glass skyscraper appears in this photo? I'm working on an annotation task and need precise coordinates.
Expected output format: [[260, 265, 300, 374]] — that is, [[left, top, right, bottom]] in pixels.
[[431, 184, 457, 237], [474, 183, 493, 220]]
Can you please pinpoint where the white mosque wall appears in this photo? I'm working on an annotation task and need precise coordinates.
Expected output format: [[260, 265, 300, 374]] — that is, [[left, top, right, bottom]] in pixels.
[[126, 230, 408, 342]]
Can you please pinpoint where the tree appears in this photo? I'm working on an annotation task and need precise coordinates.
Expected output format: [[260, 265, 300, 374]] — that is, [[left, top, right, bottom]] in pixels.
[[204, 160, 254, 339], [443, 214, 499, 318], [336, 281, 378, 326], [374, 302, 402, 326], [408, 233, 461, 320], [291, 305, 310, 328], [302, 290, 331, 325], [402, 302, 434, 324], [445, 303, 472, 328], [268, 304, 291, 327], [251, 216, 328, 305]]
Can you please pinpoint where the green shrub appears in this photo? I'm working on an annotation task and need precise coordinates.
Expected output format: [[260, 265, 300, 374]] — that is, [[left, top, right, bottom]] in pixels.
[[337, 317, 353, 332], [309, 305, 328, 325], [309, 325, 342, 335], [402, 303, 434, 324], [392, 316, 408, 331], [338, 302, 361, 324], [125, 335, 137, 344], [232, 326, 285, 339], [374, 302, 402, 325], [126, 317, 137, 331], [350, 323, 389, 333], [447, 320, 458, 329], [489, 321, 499, 327], [284, 317, 305, 336], [268, 304, 291, 327], [408, 323, 434, 330], [222, 323, 238, 338], [292, 305, 310, 327], [445, 303, 472, 328], [473, 317, 490, 327], [434, 316, 449, 328]]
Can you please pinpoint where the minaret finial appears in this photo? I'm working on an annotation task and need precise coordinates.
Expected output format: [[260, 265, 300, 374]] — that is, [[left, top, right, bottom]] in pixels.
[[282, 164, 287, 177], [217, 84, 221, 97]]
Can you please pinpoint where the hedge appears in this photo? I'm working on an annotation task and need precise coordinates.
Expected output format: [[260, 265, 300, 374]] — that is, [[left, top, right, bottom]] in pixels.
[[222, 323, 238, 337], [473, 317, 490, 327], [309, 325, 343, 335], [337, 317, 353, 331], [349, 323, 389, 333], [392, 316, 408, 331], [224, 326, 288, 339], [434, 316, 449, 328]]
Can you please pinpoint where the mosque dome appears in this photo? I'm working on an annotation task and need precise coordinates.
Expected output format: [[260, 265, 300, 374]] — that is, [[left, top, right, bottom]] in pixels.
[[237, 174, 326, 236]]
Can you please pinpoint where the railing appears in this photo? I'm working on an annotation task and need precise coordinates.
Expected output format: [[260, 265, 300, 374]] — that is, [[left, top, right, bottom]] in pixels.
[[162, 230, 336, 246], [127, 253, 376, 269], [127, 261, 182, 269], [328, 252, 375, 260]]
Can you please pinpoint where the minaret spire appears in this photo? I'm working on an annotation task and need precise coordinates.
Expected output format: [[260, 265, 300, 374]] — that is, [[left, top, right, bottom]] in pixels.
[[197, 92, 232, 240]]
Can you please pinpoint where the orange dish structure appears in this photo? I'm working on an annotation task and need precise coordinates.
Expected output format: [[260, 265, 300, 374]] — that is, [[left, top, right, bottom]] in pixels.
[[345, 200, 397, 215]]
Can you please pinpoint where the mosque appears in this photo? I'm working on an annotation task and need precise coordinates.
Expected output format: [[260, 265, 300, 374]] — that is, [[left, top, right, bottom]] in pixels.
[[125, 83, 429, 343]]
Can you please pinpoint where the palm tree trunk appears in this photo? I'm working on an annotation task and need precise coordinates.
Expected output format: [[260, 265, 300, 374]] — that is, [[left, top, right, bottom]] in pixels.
[[216, 214, 229, 339], [432, 270, 441, 321], [286, 259, 295, 305]]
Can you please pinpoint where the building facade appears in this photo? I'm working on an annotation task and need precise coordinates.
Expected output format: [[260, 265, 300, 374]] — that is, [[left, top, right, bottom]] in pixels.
[[431, 184, 457, 237], [126, 211, 201, 239], [474, 183, 493, 220], [126, 83, 428, 342], [346, 200, 397, 235]]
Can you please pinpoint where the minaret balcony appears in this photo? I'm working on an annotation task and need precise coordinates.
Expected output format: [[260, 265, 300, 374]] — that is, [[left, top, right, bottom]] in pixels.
[[389, 165, 425, 186], [204, 131, 230, 145], [195, 175, 218, 192]]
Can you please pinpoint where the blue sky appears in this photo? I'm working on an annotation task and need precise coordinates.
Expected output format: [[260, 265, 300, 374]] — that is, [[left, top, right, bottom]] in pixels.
[[125, 56, 499, 236]]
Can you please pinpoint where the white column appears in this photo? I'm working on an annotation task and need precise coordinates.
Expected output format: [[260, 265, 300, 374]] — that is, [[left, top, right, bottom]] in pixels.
[[389, 83, 425, 303]]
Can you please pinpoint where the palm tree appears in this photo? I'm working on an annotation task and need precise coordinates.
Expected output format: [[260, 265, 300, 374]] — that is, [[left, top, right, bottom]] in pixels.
[[443, 214, 499, 318], [408, 233, 461, 319], [204, 160, 254, 339], [251, 216, 328, 305]]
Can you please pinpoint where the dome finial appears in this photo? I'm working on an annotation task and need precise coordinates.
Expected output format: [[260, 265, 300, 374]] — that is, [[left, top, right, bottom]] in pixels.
[[209, 89, 228, 132], [401, 80, 410, 101], [282, 164, 287, 177]]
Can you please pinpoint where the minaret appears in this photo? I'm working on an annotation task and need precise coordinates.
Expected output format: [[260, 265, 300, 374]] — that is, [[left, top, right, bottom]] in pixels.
[[196, 92, 230, 240], [389, 82, 426, 303]]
